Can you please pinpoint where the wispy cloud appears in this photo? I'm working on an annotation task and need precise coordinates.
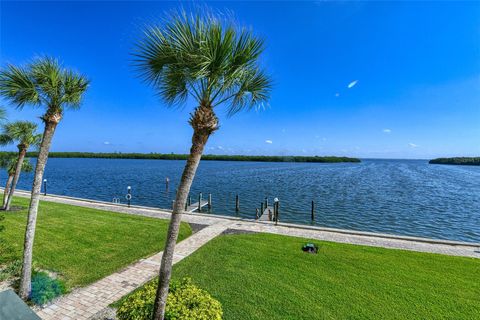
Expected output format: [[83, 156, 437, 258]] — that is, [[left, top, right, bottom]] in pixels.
[[217, 146, 224, 150], [408, 143, 419, 148], [103, 141, 110, 145], [347, 80, 358, 89], [265, 140, 273, 144], [383, 128, 392, 134], [335, 92, 340, 97]]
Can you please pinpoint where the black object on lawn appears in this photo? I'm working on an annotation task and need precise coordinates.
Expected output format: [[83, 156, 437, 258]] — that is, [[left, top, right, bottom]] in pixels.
[[302, 243, 318, 254]]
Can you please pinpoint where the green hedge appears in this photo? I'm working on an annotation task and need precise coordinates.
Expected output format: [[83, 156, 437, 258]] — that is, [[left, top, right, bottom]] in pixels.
[[117, 278, 223, 320]]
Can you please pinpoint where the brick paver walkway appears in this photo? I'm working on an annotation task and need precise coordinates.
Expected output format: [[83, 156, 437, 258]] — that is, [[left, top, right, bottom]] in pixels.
[[36, 221, 231, 320]]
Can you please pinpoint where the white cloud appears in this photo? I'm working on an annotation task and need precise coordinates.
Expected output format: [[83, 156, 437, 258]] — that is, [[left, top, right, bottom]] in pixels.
[[103, 141, 110, 145], [335, 93, 340, 97], [265, 140, 273, 144], [383, 129, 392, 134], [408, 143, 419, 148], [347, 80, 358, 89], [217, 146, 224, 150]]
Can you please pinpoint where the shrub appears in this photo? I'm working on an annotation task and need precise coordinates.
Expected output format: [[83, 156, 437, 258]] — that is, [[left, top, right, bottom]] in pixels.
[[30, 272, 66, 305], [117, 278, 223, 320]]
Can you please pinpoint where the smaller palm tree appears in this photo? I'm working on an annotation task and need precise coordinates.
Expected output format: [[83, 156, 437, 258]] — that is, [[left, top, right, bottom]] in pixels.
[[0, 121, 41, 210], [0, 156, 33, 207], [0, 56, 89, 298]]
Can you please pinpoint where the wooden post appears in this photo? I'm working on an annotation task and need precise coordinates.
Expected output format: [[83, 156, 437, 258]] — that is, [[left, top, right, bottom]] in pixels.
[[311, 201, 315, 221], [235, 194, 240, 212], [255, 208, 259, 220], [165, 177, 170, 190], [268, 209, 272, 221], [265, 197, 268, 210], [261, 202, 264, 216], [208, 193, 212, 210], [198, 193, 202, 212], [188, 196, 191, 206]]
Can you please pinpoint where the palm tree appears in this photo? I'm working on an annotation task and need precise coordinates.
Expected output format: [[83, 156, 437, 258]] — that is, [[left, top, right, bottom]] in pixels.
[[134, 11, 272, 319], [0, 156, 33, 207], [0, 57, 89, 299], [0, 121, 41, 210]]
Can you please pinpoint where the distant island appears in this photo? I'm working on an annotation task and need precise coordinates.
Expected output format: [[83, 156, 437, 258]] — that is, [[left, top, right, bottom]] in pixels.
[[0, 151, 361, 163], [429, 157, 480, 166]]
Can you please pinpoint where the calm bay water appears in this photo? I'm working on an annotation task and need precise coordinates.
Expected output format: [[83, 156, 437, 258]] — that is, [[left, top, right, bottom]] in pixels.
[[2, 158, 479, 243]]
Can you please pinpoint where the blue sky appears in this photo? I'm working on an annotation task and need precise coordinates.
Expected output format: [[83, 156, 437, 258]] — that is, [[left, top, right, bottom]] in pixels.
[[1, 1, 479, 159]]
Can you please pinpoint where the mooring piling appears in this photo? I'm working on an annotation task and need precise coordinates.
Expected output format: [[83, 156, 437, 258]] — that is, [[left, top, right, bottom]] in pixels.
[[165, 177, 170, 190], [311, 200, 315, 221], [198, 192, 203, 212], [235, 194, 240, 212], [208, 193, 212, 210], [255, 208, 259, 220]]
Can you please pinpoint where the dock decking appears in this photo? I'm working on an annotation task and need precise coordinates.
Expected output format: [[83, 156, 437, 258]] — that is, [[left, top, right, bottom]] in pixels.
[[186, 199, 209, 213]]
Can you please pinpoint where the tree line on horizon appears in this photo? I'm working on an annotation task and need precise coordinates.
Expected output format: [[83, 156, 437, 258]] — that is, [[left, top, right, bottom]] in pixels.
[[429, 157, 480, 166], [0, 151, 361, 163]]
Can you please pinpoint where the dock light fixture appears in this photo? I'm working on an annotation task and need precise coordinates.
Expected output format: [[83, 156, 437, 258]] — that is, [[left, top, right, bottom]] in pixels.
[[126, 186, 132, 207], [43, 179, 47, 196]]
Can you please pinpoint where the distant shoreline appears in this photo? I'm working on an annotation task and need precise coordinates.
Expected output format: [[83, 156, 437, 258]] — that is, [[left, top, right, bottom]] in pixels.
[[0, 151, 361, 163], [429, 157, 480, 166]]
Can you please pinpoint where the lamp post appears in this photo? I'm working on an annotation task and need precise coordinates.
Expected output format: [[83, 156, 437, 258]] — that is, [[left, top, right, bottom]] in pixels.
[[274, 197, 279, 225], [126, 186, 132, 207], [43, 179, 47, 196]]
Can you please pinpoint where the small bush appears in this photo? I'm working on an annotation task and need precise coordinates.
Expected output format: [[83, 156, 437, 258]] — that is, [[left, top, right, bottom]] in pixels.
[[30, 272, 66, 305], [117, 278, 223, 320]]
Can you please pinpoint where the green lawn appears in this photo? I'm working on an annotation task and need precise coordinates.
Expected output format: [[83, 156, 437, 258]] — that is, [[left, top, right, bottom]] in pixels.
[[1, 197, 191, 288], [171, 233, 480, 320]]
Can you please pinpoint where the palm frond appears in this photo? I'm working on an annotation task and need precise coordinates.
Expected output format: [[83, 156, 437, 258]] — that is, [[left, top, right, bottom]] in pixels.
[[0, 64, 40, 108], [1, 57, 89, 117], [0, 121, 39, 148], [134, 9, 272, 112]]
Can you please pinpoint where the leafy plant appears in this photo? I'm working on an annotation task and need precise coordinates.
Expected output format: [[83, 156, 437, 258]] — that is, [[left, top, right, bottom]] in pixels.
[[117, 278, 223, 320], [30, 271, 66, 305]]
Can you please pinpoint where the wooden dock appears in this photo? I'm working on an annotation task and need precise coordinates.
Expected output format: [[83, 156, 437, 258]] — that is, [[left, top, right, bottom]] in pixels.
[[259, 206, 274, 221], [186, 200, 209, 213]]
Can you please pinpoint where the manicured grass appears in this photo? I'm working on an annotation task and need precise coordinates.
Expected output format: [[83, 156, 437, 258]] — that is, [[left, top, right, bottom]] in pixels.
[[1, 197, 191, 289], [171, 233, 480, 319]]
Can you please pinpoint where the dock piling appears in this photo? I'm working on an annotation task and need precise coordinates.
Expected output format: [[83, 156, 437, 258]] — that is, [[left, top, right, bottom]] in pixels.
[[235, 194, 240, 212], [255, 208, 259, 220], [311, 201, 315, 221], [208, 193, 212, 210], [198, 193, 202, 212]]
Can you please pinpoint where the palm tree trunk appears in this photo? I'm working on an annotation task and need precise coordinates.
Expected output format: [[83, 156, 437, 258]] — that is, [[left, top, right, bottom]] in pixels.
[[3, 175, 13, 207], [152, 106, 217, 320], [19, 121, 57, 299], [4, 147, 27, 211]]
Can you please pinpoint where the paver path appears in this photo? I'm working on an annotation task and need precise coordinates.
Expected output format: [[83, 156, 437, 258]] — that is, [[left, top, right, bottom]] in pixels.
[[36, 221, 231, 320]]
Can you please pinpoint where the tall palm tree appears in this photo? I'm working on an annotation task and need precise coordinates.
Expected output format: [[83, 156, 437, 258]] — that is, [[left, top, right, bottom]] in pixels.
[[0, 156, 33, 207], [0, 57, 89, 299], [0, 121, 41, 210], [134, 11, 272, 319]]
